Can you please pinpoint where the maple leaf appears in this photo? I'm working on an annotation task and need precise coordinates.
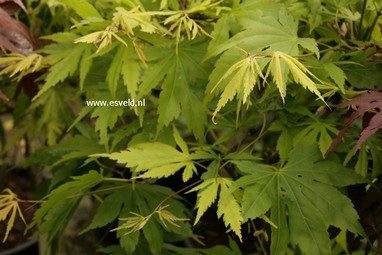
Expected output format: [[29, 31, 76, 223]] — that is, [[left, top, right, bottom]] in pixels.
[[137, 39, 209, 140], [326, 86, 382, 155], [0, 53, 45, 79], [188, 177, 243, 242], [29, 171, 104, 244], [210, 50, 326, 121], [231, 142, 365, 255], [205, 11, 323, 121], [33, 36, 92, 100], [84, 184, 192, 255], [56, 0, 102, 19], [0, 188, 26, 242], [93, 127, 212, 181]]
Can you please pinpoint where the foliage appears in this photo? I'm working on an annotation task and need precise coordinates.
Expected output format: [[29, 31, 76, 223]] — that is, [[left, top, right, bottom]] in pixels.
[[1, 0, 382, 254], [0, 189, 26, 242]]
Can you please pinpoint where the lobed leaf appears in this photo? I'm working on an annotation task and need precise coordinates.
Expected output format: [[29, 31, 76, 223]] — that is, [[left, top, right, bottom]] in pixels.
[[94, 139, 205, 181], [327, 86, 382, 155], [216, 178, 243, 242], [232, 142, 365, 255], [29, 171, 103, 244]]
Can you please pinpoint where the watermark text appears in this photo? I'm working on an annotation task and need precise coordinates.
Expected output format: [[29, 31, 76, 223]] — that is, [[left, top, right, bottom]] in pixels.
[[85, 99, 145, 107]]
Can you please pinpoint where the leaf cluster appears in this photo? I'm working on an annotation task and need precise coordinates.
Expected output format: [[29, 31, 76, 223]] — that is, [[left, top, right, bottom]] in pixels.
[[1, 0, 382, 254]]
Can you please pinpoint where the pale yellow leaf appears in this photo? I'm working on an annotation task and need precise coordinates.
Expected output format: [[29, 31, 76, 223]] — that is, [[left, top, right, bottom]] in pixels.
[[217, 178, 243, 242], [212, 64, 247, 121], [278, 52, 325, 102], [193, 179, 219, 225], [182, 162, 197, 182], [74, 31, 104, 44], [172, 125, 189, 154]]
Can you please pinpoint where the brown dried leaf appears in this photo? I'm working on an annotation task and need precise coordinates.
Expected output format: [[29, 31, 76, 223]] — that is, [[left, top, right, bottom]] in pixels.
[[0, 7, 33, 55]]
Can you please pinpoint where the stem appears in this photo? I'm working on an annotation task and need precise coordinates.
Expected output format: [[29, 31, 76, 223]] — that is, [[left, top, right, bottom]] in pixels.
[[251, 221, 268, 255], [193, 161, 209, 171], [155, 179, 203, 211], [238, 112, 267, 154], [103, 177, 131, 182], [363, 4, 382, 40], [357, 0, 368, 39], [17, 199, 44, 204]]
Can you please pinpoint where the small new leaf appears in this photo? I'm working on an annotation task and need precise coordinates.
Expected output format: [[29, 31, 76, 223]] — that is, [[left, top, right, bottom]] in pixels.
[[113, 6, 158, 35], [211, 49, 266, 122], [112, 212, 150, 235], [211, 50, 326, 121], [112, 205, 188, 235], [265, 51, 325, 103], [156, 205, 189, 228], [0, 189, 26, 242], [74, 26, 127, 54], [0, 53, 45, 79]]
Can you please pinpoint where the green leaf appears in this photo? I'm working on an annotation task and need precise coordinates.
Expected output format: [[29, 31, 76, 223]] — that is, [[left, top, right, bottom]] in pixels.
[[200, 237, 242, 255], [47, 135, 105, 167], [106, 45, 141, 98], [98, 245, 128, 255], [90, 92, 125, 150], [293, 119, 338, 158], [204, 11, 318, 61], [210, 54, 265, 121], [210, 50, 326, 120], [207, 13, 239, 53], [94, 142, 203, 181], [58, 0, 102, 19], [79, 46, 93, 91], [30, 88, 75, 145], [323, 62, 346, 93], [140, 40, 209, 140], [232, 142, 365, 255], [205, 11, 322, 119], [189, 177, 243, 241], [271, 122, 295, 163], [34, 42, 91, 100], [96, 184, 192, 254], [188, 178, 219, 225], [216, 178, 243, 242], [82, 188, 126, 233], [30, 171, 104, 244]]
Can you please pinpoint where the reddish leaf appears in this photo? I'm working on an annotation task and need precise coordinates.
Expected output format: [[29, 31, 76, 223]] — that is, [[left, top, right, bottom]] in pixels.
[[326, 86, 382, 155], [0, 0, 27, 15], [0, 7, 33, 55], [14, 71, 41, 99]]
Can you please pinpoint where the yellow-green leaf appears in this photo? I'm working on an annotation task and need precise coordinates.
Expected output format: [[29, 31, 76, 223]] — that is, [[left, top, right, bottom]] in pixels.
[[217, 178, 243, 242], [189, 179, 219, 225], [0, 189, 26, 243], [93, 142, 198, 181]]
